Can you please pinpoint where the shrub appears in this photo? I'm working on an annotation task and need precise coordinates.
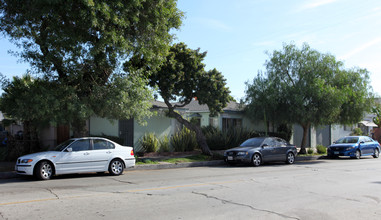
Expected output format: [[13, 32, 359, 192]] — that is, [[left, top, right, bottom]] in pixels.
[[139, 133, 159, 153], [159, 135, 171, 152], [6, 140, 40, 161], [170, 127, 198, 152], [0, 147, 7, 161], [316, 145, 327, 154], [307, 148, 314, 154], [351, 128, 363, 136], [202, 126, 260, 150]]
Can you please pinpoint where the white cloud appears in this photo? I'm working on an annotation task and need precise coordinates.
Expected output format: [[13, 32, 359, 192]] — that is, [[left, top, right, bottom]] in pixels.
[[340, 38, 381, 60], [297, 0, 339, 11]]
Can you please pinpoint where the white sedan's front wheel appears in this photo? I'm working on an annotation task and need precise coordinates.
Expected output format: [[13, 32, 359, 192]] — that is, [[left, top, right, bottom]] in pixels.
[[35, 161, 53, 180]]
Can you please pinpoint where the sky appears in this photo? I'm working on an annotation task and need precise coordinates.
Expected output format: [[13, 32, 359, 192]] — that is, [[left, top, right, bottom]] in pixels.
[[0, 0, 381, 100]]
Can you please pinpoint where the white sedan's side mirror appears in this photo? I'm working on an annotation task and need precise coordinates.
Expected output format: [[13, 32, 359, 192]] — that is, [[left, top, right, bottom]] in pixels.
[[66, 147, 73, 152]]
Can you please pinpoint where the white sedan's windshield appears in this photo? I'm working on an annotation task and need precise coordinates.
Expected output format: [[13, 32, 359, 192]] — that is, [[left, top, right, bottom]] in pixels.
[[51, 139, 75, 151]]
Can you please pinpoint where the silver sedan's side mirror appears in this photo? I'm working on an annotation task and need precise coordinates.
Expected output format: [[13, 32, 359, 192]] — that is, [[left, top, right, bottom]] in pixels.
[[262, 144, 269, 148]]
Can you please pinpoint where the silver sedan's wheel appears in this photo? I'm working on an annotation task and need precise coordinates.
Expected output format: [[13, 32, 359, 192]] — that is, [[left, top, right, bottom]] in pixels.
[[355, 150, 361, 159], [252, 153, 262, 167], [35, 161, 53, 180], [286, 152, 295, 164], [373, 148, 379, 158], [109, 159, 124, 175]]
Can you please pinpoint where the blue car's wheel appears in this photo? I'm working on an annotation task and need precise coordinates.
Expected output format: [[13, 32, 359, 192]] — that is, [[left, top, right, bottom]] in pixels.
[[355, 150, 361, 159], [373, 148, 379, 158], [252, 153, 262, 167]]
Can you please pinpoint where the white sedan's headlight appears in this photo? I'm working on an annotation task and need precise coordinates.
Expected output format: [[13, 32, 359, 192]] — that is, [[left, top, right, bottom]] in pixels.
[[237, 152, 248, 156], [21, 159, 33, 163]]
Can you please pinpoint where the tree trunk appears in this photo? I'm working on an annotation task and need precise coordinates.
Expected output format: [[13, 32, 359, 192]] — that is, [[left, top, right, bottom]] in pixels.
[[299, 123, 310, 154], [165, 102, 212, 156]]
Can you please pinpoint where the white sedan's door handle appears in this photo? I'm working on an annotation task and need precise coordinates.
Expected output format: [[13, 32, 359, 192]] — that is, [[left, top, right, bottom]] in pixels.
[[106, 151, 112, 154], [83, 152, 90, 155]]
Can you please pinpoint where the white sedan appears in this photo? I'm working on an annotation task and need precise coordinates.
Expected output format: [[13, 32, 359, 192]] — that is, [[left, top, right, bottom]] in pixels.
[[15, 137, 135, 180]]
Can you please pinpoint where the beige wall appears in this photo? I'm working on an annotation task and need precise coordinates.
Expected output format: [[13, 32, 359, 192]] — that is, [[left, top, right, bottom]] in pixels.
[[89, 116, 118, 137], [133, 115, 174, 151]]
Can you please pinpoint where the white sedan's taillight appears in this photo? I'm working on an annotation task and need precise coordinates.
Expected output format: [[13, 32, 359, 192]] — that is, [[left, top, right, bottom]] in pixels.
[[131, 150, 134, 156]]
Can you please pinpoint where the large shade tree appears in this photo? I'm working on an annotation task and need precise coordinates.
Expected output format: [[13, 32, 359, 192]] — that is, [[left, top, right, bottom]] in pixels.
[[128, 43, 232, 155], [245, 43, 373, 154], [0, 0, 183, 136]]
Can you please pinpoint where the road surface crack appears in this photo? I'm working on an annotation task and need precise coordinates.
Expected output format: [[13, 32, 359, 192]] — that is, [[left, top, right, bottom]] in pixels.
[[0, 212, 8, 220], [110, 178, 135, 184], [46, 188, 59, 200], [192, 191, 300, 220]]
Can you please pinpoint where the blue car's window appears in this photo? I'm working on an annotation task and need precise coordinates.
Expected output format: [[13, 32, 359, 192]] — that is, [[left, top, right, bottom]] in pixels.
[[336, 137, 359, 144], [240, 138, 265, 147]]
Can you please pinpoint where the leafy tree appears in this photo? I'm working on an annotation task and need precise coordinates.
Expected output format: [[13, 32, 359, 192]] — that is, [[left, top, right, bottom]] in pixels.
[[128, 43, 232, 155], [0, 73, 154, 136], [0, 0, 183, 136], [244, 71, 285, 134], [245, 43, 373, 154], [372, 104, 381, 127]]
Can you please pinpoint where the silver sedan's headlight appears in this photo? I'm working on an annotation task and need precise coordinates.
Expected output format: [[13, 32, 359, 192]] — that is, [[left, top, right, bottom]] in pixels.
[[237, 152, 248, 156], [20, 159, 33, 163]]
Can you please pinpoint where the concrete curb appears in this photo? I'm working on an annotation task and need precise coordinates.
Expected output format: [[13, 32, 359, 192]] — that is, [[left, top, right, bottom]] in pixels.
[[0, 156, 323, 179], [295, 155, 325, 161], [129, 160, 226, 170]]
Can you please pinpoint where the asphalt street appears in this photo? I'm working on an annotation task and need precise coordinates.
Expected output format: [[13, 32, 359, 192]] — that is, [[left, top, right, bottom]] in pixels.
[[1, 157, 381, 220]]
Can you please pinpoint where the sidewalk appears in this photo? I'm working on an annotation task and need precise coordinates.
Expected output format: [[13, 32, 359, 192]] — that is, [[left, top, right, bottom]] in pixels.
[[0, 155, 323, 180]]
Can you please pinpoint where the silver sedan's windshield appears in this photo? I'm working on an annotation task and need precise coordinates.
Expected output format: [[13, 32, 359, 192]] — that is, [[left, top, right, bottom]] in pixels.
[[51, 139, 75, 151], [336, 137, 359, 144]]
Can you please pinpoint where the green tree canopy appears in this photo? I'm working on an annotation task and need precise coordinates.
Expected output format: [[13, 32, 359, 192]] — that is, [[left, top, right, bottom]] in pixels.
[[128, 42, 232, 155], [372, 104, 381, 127], [245, 43, 373, 153], [0, 0, 183, 136], [0, 73, 153, 135]]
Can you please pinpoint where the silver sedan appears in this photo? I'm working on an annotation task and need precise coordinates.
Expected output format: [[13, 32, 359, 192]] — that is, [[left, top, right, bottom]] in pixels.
[[15, 137, 135, 180]]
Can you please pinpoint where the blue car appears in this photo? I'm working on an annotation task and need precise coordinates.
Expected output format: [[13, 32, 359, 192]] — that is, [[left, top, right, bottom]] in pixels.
[[327, 136, 381, 159]]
